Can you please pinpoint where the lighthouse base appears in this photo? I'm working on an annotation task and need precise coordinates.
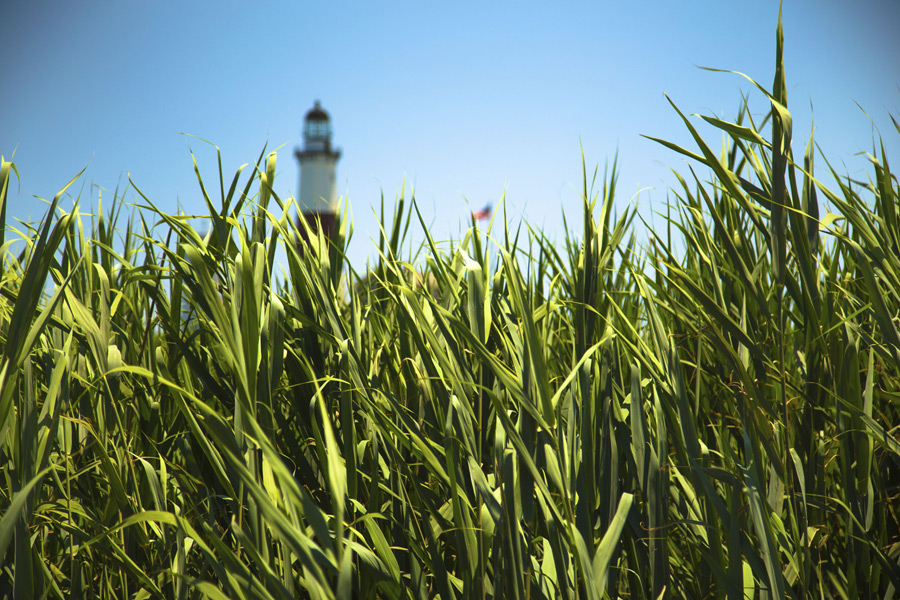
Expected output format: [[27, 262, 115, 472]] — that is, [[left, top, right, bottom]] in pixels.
[[296, 211, 336, 255]]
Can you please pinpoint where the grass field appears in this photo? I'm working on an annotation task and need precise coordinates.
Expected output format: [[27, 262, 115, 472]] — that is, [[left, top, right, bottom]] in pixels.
[[2, 13, 899, 599]]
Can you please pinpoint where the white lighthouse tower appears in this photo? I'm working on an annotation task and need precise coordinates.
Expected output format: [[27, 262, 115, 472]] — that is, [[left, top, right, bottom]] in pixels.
[[295, 100, 341, 246]]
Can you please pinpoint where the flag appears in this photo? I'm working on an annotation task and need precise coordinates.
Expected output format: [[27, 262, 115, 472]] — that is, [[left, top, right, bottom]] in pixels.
[[471, 203, 492, 222]]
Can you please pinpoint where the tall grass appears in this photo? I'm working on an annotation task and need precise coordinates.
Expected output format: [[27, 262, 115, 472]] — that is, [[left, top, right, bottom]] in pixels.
[[2, 14, 900, 599]]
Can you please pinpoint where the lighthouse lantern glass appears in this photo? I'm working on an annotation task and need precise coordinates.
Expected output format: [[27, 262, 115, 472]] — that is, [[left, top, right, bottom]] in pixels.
[[305, 119, 331, 141]]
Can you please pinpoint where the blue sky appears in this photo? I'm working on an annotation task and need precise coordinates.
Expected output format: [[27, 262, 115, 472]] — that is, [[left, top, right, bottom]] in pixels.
[[2, 1, 898, 270]]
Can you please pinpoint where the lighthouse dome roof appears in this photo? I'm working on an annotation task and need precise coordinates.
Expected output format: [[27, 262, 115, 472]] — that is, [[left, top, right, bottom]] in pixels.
[[305, 101, 330, 122]]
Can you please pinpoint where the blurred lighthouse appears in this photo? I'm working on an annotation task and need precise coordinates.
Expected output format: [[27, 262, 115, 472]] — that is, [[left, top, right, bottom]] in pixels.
[[295, 100, 341, 247]]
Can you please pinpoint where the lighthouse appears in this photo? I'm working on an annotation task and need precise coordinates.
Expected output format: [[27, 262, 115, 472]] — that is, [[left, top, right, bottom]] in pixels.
[[295, 100, 341, 248]]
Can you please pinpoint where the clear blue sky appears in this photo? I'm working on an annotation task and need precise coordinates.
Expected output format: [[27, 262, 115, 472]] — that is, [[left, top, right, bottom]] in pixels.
[[2, 1, 898, 270]]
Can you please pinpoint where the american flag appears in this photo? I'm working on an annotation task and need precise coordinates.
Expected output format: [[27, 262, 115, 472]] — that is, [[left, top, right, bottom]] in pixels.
[[471, 203, 492, 222]]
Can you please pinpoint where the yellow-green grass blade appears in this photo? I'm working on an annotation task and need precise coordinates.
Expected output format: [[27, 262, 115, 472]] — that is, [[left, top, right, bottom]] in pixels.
[[0, 192, 79, 441]]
